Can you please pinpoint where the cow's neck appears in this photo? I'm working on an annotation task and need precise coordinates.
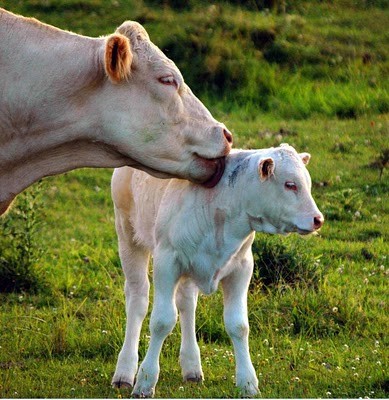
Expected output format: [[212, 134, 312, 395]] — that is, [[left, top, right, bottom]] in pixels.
[[0, 137, 136, 207], [0, 9, 119, 212]]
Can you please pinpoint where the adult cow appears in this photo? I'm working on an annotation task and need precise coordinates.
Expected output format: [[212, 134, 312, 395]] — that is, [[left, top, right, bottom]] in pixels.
[[0, 8, 232, 215]]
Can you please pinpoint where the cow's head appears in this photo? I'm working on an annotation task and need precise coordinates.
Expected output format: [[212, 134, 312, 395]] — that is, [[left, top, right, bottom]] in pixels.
[[99, 21, 232, 187], [248, 144, 324, 235]]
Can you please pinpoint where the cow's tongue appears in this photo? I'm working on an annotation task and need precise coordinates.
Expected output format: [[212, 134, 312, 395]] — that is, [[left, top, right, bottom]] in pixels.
[[201, 157, 226, 188]]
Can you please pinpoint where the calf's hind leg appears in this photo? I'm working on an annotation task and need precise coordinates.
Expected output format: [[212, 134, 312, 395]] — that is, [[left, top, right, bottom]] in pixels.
[[111, 168, 151, 388]]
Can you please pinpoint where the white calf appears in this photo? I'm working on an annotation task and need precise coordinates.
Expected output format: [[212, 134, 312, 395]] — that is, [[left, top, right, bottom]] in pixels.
[[111, 144, 324, 397]]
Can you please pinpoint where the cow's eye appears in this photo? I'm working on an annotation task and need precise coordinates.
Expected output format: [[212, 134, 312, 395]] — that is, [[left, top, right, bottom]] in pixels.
[[285, 181, 298, 192], [158, 75, 178, 89]]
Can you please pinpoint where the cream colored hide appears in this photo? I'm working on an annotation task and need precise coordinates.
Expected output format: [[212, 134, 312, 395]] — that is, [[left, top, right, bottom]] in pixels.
[[0, 8, 232, 214], [111, 144, 324, 397]]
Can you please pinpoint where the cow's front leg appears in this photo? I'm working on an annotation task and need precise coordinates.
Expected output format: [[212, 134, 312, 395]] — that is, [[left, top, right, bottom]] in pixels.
[[176, 278, 203, 382], [221, 252, 259, 397], [132, 255, 179, 398]]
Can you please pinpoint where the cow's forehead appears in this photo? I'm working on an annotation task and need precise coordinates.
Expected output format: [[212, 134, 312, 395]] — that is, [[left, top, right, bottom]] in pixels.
[[136, 39, 181, 76], [117, 20, 179, 72]]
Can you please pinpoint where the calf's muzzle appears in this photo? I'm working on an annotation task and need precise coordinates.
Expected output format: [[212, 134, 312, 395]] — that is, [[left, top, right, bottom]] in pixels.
[[313, 214, 324, 230]]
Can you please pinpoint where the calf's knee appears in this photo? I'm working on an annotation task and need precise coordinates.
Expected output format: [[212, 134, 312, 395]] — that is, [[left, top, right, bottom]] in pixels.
[[150, 309, 177, 337], [225, 318, 249, 340]]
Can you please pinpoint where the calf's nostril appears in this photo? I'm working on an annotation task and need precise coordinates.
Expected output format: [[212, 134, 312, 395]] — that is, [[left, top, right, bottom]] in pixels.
[[313, 215, 324, 229], [223, 128, 233, 144]]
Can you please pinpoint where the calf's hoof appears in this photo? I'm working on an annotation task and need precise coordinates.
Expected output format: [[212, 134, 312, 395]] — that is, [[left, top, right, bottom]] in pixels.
[[239, 382, 259, 398], [112, 373, 135, 389], [132, 387, 155, 398], [184, 371, 203, 383]]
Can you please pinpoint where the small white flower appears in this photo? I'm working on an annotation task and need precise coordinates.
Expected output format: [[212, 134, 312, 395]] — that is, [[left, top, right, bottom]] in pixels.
[[332, 307, 338, 313]]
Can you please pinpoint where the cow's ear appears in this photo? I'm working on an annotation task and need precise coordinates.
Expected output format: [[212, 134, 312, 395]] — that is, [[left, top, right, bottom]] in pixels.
[[104, 34, 132, 83], [299, 152, 311, 165], [258, 157, 275, 181]]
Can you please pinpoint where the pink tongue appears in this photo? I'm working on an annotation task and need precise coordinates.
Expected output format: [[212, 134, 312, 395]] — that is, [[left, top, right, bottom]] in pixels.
[[201, 157, 226, 188]]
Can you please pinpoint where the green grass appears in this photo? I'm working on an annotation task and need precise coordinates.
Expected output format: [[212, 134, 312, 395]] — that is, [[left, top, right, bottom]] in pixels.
[[0, 0, 388, 398]]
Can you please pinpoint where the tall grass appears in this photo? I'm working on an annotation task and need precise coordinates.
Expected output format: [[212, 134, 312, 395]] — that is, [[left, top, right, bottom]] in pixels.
[[0, 183, 47, 293]]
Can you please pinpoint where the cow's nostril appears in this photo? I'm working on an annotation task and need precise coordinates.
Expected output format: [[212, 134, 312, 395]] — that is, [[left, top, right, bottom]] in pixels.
[[313, 215, 324, 229], [223, 128, 233, 144]]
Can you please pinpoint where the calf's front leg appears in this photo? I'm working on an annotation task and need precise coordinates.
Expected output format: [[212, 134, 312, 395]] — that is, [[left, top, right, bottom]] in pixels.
[[176, 278, 203, 382], [221, 253, 259, 397], [132, 255, 179, 398]]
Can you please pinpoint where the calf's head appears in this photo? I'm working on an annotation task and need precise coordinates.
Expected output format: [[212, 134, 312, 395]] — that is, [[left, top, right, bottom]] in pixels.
[[247, 145, 324, 235], [100, 21, 232, 186]]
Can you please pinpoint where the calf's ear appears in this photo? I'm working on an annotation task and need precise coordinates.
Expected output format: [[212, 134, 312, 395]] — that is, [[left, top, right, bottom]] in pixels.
[[299, 152, 311, 165], [104, 33, 133, 83], [258, 157, 275, 181]]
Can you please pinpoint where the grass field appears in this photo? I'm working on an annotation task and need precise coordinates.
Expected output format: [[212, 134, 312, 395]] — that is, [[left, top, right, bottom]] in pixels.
[[0, 0, 388, 398]]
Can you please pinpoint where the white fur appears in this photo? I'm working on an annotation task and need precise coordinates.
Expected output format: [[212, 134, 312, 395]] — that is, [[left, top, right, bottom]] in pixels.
[[0, 9, 231, 214], [111, 145, 324, 397]]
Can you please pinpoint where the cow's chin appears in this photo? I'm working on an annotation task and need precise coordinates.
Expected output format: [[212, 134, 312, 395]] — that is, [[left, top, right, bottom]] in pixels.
[[126, 155, 226, 187], [200, 156, 226, 188], [183, 156, 226, 187]]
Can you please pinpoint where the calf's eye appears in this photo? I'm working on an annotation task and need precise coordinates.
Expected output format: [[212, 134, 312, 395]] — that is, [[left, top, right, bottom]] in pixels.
[[285, 181, 298, 192]]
